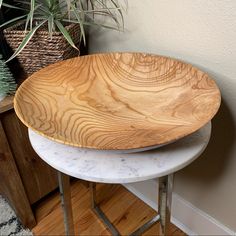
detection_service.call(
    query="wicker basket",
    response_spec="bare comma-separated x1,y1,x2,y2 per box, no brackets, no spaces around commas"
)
4,23,81,76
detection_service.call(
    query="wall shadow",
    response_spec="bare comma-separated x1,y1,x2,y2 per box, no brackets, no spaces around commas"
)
175,69,236,184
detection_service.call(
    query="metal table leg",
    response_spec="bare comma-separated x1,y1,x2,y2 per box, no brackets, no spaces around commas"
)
158,174,174,236
90,183,169,236
58,174,173,236
130,215,160,236
90,183,120,236
58,171,75,236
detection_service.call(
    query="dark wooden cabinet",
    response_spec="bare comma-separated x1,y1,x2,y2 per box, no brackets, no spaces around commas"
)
0,96,58,228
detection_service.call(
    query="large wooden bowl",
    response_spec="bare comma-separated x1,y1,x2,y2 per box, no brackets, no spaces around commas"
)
14,52,221,151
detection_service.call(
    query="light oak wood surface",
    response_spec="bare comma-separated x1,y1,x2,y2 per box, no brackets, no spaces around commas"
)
32,180,185,235
14,52,221,150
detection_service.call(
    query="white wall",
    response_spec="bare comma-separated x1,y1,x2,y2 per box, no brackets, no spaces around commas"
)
89,0,236,232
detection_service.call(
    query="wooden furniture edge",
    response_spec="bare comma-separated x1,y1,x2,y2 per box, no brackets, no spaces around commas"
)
0,95,14,114
0,120,36,228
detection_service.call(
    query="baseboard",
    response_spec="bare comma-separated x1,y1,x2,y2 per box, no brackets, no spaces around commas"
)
123,181,236,235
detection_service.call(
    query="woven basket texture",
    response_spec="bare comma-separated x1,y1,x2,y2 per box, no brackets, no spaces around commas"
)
4,23,80,75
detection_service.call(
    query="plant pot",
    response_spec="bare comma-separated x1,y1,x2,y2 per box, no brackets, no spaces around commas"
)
4,23,81,76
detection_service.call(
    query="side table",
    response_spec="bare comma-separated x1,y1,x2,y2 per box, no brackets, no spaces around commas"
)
28,122,211,235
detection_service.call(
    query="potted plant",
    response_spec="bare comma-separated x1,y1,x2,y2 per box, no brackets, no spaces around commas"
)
0,0,124,75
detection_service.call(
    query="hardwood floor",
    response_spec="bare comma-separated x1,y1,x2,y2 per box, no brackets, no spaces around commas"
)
32,180,185,235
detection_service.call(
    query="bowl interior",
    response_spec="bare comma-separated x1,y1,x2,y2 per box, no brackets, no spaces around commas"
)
14,52,221,150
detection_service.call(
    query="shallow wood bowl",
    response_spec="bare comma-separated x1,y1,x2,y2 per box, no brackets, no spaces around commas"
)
14,52,221,151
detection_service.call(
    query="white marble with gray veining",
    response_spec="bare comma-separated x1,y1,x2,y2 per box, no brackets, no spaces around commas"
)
28,122,211,183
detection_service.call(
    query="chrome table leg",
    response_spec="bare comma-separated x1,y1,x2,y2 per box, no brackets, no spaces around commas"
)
130,215,160,236
58,171,75,235
57,174,173,236
90,183,120,236
158,174,174,236
90,183,161,236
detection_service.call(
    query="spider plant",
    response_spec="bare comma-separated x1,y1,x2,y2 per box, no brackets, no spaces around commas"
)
0,0,124,62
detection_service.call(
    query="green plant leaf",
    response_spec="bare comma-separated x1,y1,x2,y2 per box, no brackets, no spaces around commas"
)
71,4,86,45
1,2,25,10
63,18,120,31
0,0,2,8
5,20,47,63
110,0,124,29
65,0,71,19
94,0,120,28
42,0,50,8
24,2,43,31
30,0,35,30
88,0,95,19
24,13,31,32
0,14,27,29
54,20,79,50
48,15,54,38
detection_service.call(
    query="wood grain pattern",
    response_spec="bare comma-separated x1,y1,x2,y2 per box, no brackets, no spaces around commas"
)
0,107,58,228
32,180,185,236
1,111,58,204
14,52,221,150
0,120,36,228
0,95,14,114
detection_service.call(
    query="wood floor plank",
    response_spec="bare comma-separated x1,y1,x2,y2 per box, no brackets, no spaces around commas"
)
32,180,185,236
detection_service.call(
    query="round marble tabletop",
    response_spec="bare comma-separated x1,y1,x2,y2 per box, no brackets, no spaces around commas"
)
28,122,211,184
